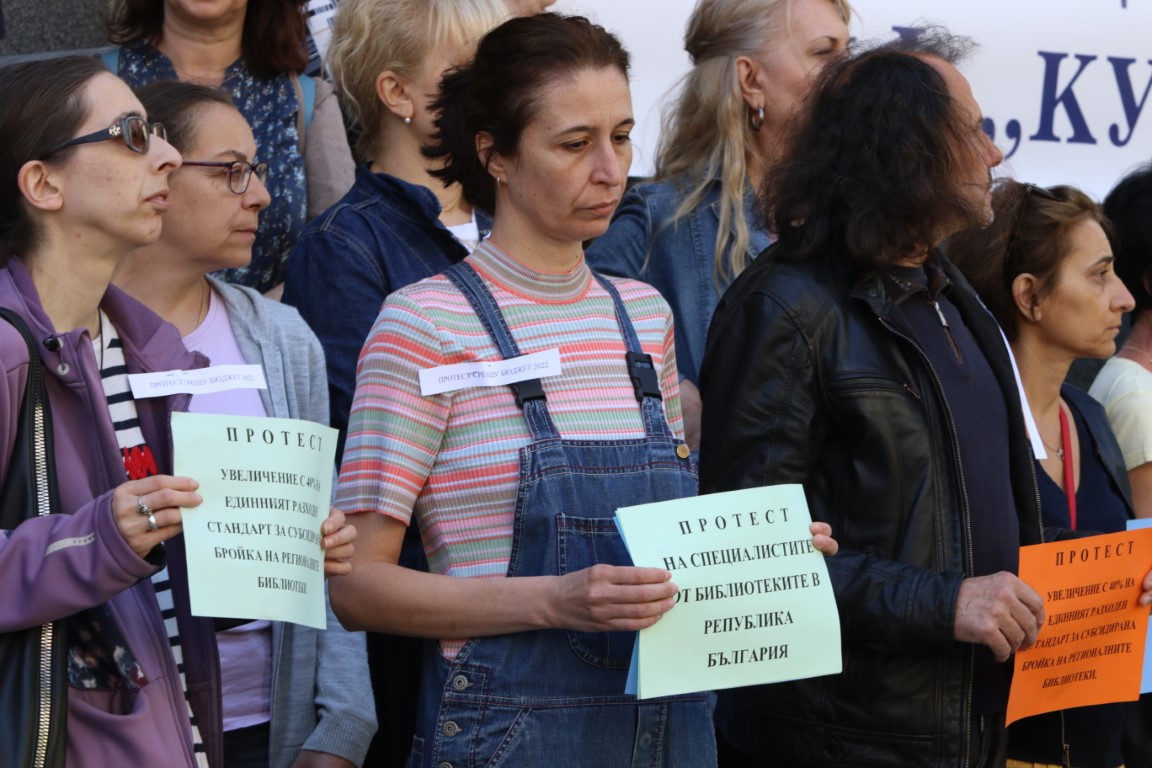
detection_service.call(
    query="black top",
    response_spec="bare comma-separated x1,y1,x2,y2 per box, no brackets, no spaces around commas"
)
885,262,1019,714
1009,394,1129,768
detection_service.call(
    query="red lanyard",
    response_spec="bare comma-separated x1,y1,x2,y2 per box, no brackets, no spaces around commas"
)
1059,404,1076,530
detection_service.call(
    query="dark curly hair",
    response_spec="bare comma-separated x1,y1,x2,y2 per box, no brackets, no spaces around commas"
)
424,13,629,215
106,0,308,79
1103,163,1152,321
764,28,989,266
946,181,1106,341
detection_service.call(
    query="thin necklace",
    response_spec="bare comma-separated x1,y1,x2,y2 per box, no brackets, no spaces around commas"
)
1039,431,1064,462
1121,345,1152,363
173,62,239,88
1038,402,1065,462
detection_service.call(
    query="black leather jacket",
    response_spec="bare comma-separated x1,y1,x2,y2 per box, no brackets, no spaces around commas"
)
699,248,1061,767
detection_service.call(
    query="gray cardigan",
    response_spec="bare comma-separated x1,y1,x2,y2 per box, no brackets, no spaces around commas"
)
211,277,376,768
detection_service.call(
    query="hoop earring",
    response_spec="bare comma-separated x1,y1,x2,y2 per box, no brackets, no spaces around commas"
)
748,106,765,132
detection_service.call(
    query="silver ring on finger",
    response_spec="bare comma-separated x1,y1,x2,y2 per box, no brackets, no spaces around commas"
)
137,496,152,517
146,512,159,532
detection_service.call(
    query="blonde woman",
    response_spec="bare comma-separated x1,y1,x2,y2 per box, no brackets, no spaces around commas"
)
281,2,507,765
587,0,851,448
285,0,507,446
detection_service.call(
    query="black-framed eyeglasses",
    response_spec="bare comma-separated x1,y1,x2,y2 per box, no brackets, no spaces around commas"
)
44,115,166,158
181,160,270,194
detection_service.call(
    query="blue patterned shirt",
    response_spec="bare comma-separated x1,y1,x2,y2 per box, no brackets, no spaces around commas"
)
116,42,308,292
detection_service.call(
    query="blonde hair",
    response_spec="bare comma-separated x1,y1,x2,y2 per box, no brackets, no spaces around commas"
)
656,0,851,289
326,0,508,160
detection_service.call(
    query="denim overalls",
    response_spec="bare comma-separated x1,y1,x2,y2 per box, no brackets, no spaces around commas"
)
406,262,715,768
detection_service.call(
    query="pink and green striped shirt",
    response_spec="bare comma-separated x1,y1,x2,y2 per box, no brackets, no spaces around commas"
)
335,241,684,657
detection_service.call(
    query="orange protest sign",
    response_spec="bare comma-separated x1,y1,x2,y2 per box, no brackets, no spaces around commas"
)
1007,529,1152,726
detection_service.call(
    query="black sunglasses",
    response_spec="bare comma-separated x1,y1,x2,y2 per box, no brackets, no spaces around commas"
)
181,160,271,195
44,115,166,158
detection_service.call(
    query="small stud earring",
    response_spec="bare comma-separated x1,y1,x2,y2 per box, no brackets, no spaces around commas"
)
403,116,412,125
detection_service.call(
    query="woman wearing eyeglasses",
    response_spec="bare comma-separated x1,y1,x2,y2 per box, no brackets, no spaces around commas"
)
0,56,209,767
947,180,1136,768
104,0,355,297
113,79,376,768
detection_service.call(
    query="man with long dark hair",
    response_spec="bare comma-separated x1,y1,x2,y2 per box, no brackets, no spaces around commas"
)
700,31,1063,767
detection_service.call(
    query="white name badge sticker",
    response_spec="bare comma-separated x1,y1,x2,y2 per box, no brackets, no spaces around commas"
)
128,365,268,399
420,348,562,396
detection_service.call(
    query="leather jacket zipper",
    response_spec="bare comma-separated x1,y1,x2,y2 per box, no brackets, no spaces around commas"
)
878,315,977,766
929,299,964,364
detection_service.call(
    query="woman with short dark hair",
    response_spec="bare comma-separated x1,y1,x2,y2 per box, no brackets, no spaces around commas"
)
329,13,836,767
105,0,354,295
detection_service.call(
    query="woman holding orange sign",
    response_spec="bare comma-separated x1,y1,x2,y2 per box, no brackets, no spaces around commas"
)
948,180,1135,768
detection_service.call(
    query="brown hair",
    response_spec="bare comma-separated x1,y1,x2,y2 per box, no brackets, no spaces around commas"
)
134,80,237,154
426,13,630,214
107,0,308,79
946,180,1107,341
0,56,108,261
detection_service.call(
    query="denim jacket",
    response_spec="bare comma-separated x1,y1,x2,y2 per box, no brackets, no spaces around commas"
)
283,164,491,448
586,178,772,384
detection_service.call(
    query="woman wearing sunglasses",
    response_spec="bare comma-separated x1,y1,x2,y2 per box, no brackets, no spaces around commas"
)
113,80,375,768
948,180,1136,768
0,56,209,767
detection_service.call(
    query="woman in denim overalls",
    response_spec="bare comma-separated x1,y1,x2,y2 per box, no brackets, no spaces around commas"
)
330,14,837,768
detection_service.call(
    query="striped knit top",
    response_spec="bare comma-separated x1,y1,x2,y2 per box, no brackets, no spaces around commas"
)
335,241,684,657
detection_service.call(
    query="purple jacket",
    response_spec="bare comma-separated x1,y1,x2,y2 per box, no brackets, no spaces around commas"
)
0,260,222,767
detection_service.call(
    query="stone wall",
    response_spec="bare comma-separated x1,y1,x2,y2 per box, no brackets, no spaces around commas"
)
0,0,109,57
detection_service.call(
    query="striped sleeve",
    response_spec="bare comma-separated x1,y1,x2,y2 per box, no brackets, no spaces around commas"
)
659,306,685,441
335,292,450,523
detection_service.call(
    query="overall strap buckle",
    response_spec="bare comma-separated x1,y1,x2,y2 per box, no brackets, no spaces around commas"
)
510,378,547,408
626,351,662,402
